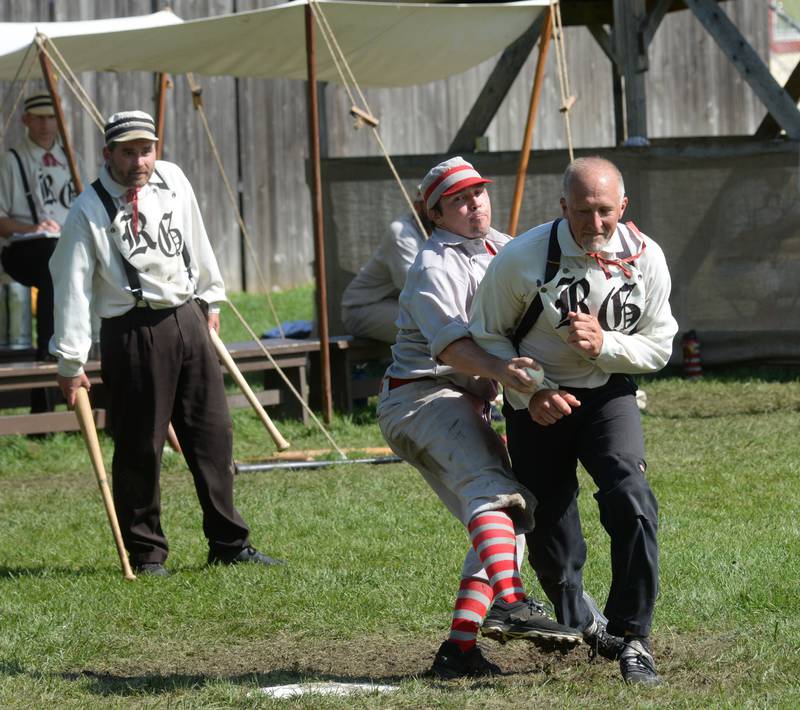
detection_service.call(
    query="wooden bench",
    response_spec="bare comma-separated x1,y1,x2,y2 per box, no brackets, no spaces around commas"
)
0,337,318,436
0,335,393,435
309,336,392,412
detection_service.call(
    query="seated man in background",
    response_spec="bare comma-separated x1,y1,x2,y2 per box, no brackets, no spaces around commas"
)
341,193,431,343
0,93,88,412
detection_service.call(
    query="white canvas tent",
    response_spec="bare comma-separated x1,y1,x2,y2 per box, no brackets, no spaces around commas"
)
0,1,548,86
0,0,550,421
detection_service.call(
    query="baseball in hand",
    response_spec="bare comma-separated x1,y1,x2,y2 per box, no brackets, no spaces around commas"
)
524,366,545,387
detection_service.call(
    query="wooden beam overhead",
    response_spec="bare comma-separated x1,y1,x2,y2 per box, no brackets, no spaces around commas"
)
755,58,800,138
613,0,648,139
587,23,620,66
640,0,673,48
449,13,546,153
558,0,689,28
684,0,800,139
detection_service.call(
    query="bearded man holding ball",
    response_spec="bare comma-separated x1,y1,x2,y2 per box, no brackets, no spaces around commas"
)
468,157,678,686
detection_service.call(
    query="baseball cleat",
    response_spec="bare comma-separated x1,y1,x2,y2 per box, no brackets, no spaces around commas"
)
428,640,501,679
619,637,661,686
582,591,624,661
132,562,170,577
207,545,285,567
481,597,583,651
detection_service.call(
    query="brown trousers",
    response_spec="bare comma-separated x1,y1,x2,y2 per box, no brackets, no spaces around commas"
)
100,300,250,564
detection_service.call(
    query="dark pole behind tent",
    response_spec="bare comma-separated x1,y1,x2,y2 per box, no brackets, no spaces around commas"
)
154,72,170,159
37,41,83,194
507,6,552,237
305,4,333,425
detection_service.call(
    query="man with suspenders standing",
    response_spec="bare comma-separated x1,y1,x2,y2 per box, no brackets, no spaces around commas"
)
0,94,87,411
50,111,282,576
469,157,678,685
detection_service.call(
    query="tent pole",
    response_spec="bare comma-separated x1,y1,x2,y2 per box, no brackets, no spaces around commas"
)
305,4,333,425
507,7,552,237
37,44,83,194
154,72,170,160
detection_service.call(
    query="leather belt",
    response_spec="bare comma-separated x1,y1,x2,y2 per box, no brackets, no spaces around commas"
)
388,376,431,390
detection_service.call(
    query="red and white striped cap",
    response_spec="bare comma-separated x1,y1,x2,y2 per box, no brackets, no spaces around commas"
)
420,157,492,210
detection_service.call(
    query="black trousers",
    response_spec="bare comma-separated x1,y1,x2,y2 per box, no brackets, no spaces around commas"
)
1,238,58,413
504,374,659,638
100,300,250,564
1,238,56,360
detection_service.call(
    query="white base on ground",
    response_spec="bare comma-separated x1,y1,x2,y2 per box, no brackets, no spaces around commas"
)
252,682,399,699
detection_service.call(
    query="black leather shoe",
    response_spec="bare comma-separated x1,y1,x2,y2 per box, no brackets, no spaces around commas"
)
429,640,501,679
207,545,285,567
481,597,584,651
133,562,170,577
620,637,661,686
582,591,624,661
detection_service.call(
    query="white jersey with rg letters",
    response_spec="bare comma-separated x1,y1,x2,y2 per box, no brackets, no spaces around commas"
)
469,218,678,411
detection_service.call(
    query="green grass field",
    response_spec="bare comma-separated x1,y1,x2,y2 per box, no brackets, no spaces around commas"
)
1,288,799,707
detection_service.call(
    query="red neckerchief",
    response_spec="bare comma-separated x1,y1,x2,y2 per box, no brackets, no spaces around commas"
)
42,152,61,167
126,188,139,237
485,239,496,255
585,222,646,279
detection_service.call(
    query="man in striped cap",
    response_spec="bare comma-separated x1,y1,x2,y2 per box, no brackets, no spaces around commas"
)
377,157,583,679
50,110,283,577
0,93,87,411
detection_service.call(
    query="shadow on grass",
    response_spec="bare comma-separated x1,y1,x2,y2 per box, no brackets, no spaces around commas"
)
0,660,26,676
0,565,105,579
63,668,415,697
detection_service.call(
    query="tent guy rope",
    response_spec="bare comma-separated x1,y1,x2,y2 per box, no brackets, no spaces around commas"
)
550,1,575,161
0,43,36,142
308,0,428,239
184,72,284,336
3,34,347,459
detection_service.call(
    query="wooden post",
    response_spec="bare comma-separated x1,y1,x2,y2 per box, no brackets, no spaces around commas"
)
449,13,547,154
612,0,648,141
37,41,83,194
154,72,170,160
685,0,800,140
305,4,333,424
507,8,552,237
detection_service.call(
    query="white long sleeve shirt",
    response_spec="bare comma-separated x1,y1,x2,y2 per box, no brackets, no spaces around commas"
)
0,135,87,237
469,219,678,410
50,160,226,377
385,226,510,401
341,212,425,308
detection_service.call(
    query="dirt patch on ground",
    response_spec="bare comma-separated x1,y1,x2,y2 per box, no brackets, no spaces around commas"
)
69,633,616,690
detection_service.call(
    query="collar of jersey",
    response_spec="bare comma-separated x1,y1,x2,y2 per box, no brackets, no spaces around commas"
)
98,163,159,200
557,218,625,257
433,226,501,255
23,134,61,160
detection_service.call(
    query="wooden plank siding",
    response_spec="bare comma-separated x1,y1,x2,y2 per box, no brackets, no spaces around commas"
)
1,0,768,299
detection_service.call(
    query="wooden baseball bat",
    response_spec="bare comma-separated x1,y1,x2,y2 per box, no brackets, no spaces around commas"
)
208,328,291,451
74,388,137,581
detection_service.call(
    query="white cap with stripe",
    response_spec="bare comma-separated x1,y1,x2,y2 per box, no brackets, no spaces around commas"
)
420,156,492,210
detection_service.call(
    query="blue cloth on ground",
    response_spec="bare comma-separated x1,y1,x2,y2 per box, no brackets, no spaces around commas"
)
263,320,313,339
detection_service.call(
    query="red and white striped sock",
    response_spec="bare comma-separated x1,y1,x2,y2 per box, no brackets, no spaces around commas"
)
447,577,494,652
468,510,526,604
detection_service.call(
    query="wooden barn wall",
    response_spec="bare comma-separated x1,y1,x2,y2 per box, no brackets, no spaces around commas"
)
1,0,769,294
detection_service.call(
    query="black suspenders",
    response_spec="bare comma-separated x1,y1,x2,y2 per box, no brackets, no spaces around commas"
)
510,218,563,353
9,149,39,224
91,170,193,306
